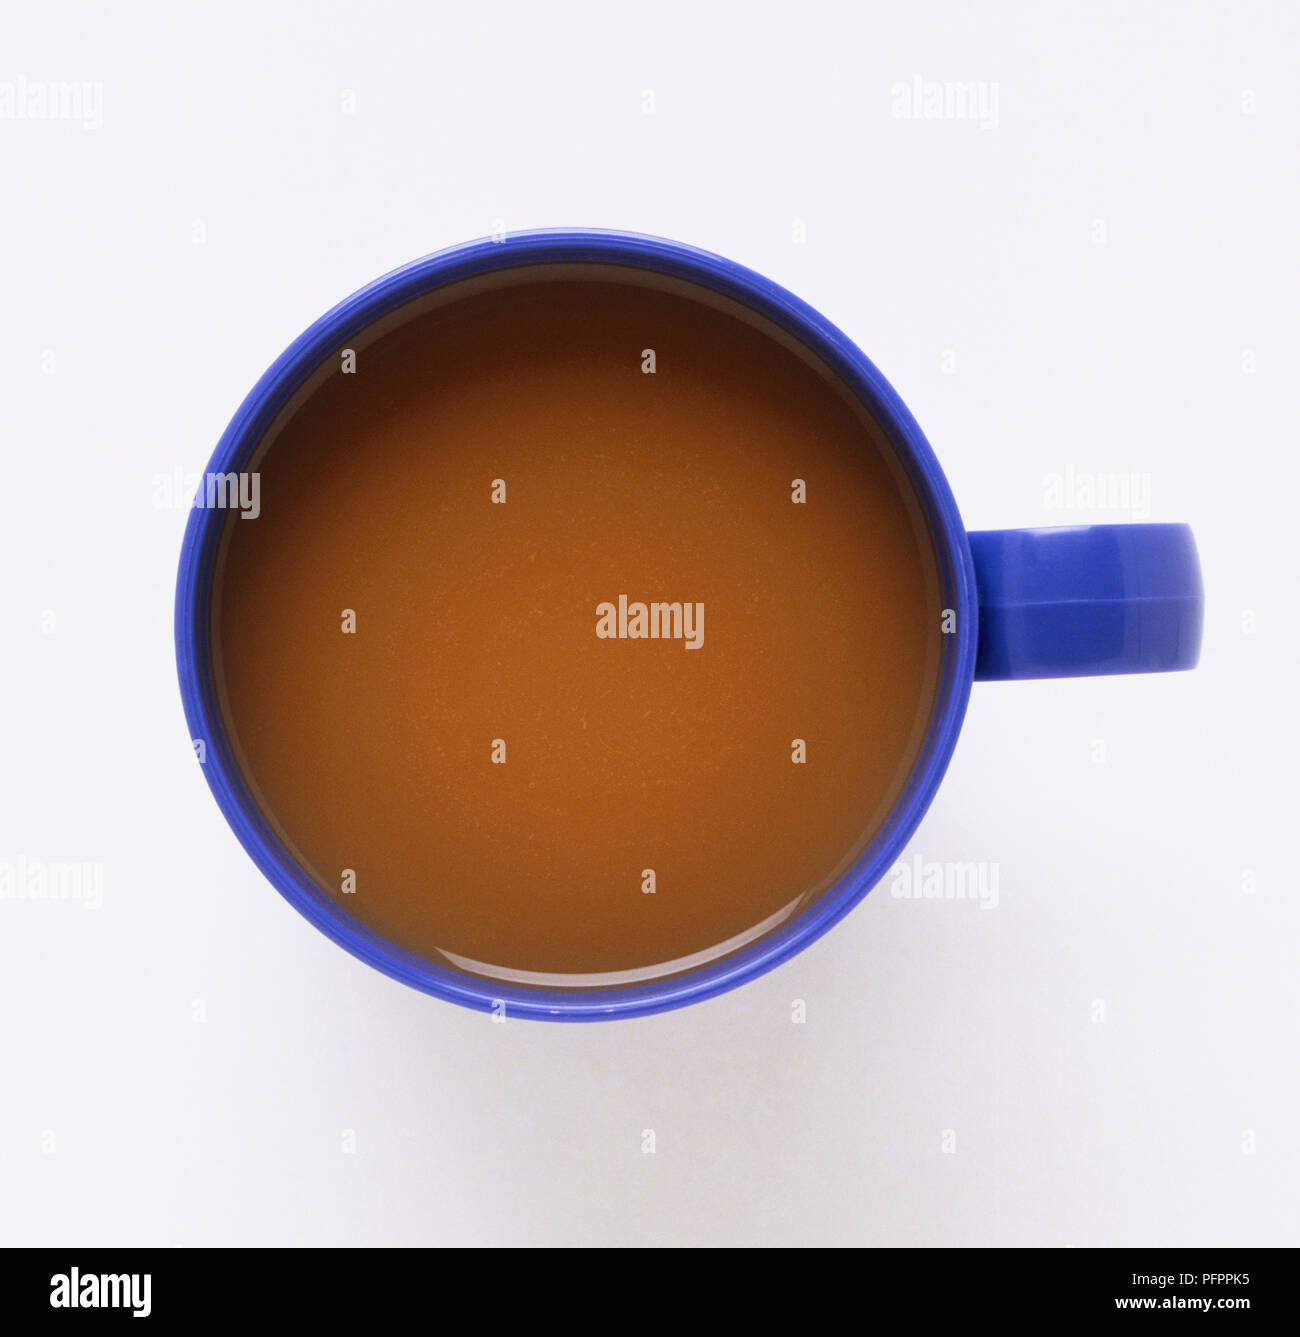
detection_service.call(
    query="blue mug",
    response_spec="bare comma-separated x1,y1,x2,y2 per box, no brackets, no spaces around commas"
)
175,229,1203,1020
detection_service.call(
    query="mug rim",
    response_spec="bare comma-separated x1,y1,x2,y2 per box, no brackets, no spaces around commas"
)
175,227,978,1021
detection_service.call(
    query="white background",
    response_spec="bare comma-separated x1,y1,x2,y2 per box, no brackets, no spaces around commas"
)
2,1,1296,1247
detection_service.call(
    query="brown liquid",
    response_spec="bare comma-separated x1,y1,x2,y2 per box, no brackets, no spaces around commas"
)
212,268,943,986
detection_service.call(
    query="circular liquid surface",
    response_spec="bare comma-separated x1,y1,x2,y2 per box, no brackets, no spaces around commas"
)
212,269,943,986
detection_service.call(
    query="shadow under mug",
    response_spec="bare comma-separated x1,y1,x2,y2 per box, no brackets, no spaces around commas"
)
175,229,1204,1021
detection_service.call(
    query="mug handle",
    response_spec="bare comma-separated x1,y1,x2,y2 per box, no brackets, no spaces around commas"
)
969,524,1203,680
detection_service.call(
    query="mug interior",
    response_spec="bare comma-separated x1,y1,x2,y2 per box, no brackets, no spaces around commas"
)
176,230,977,1019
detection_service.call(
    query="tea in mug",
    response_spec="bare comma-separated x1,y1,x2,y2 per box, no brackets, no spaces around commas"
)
210,268,944,986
